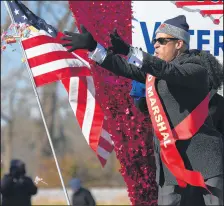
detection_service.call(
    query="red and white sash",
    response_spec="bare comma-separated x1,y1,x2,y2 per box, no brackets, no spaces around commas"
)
145,74,210,191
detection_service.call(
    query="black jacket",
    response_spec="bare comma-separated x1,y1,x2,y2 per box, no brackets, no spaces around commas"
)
1,174,37,206
209,93,224,136
100,49,223,185
134,92,224,185
72,187,96,206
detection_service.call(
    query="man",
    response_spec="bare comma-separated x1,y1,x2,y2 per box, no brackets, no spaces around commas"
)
0,159,38,206
130,78,224,205
131,87,224,206
61,15,223,205
70,178,96,206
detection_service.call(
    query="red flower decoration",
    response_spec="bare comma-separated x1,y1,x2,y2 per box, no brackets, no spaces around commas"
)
68,1,158,205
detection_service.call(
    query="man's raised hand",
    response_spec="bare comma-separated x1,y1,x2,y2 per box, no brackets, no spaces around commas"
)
61,25,97,52
109,28,130,55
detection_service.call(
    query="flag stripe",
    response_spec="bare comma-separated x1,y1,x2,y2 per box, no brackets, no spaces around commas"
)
81,77,97,145
22,33,60,49
28,50,86,68
98,137,114,153
175,4,223,11
68,77,79,116
101,128,114,145
97,146,110,160
24,42,68,59
30,58,90,77
97,155,107,167
35,68,90,86
76,77,88,129
88,95,104,152
200,10,223,15
175,1,223,7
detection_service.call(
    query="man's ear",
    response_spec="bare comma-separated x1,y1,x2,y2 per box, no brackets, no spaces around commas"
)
175,40,184,50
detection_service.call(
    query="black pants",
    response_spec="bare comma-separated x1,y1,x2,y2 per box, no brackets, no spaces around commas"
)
157,175,223,206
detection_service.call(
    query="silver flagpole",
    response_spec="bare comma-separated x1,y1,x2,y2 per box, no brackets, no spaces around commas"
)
3,2,70,205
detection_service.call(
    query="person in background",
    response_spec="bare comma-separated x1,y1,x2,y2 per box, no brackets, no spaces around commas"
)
70,178,96,206
0,159,38,206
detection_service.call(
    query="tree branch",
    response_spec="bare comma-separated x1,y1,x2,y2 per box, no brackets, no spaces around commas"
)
1,112,12,123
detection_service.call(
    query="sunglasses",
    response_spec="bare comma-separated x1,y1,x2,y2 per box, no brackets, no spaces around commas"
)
152,37,179,45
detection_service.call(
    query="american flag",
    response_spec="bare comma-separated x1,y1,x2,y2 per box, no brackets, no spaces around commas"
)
8,0,91,86
61,76,114,166
173,0,224,25
7,1,114,166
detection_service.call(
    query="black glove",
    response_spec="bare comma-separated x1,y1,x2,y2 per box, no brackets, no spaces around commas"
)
61,25,97,52
109,28,130,56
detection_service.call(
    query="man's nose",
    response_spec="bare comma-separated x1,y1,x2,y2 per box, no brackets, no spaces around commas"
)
154,41,160,49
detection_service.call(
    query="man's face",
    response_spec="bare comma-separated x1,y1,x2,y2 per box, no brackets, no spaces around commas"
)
153,33,183,62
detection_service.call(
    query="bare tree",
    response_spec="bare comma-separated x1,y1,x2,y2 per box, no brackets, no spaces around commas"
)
1,1,76,175
1,89,16,172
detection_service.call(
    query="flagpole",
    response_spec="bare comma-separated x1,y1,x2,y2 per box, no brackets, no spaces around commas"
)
3,2,71,205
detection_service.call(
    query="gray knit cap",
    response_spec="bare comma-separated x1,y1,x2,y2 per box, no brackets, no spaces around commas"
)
155,15,190,45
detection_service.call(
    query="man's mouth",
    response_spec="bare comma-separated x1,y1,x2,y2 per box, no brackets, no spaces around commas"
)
155,52,159,57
